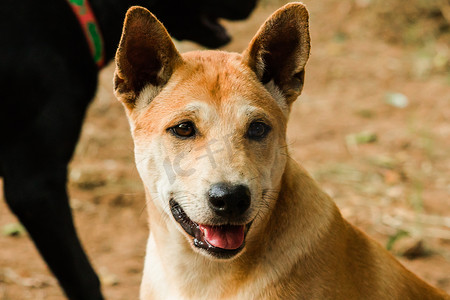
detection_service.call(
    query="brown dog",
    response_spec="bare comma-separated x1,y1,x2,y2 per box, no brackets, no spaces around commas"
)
113,3,450,299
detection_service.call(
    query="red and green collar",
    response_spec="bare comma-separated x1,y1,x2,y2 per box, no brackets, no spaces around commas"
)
67,0,105,68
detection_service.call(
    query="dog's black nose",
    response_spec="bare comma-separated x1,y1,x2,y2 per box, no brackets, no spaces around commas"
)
208,183,251,218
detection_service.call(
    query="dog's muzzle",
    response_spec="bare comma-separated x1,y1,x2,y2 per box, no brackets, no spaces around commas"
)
169,200,252,259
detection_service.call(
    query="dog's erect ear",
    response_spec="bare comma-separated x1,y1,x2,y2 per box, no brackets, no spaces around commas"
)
114,6,182,108
243,3,310,105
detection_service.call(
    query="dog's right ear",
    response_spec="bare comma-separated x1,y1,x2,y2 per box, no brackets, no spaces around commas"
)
243,3,310,107
114,6,182,109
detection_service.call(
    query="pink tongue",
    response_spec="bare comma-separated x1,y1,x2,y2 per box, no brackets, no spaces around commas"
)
199,225,245,250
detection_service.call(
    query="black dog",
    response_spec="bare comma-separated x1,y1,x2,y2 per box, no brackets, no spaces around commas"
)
0,0,256,299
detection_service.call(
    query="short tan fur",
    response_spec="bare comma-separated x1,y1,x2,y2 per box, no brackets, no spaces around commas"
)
114,3,449,299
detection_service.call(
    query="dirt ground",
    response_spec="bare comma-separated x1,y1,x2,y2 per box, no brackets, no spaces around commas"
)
1,1,449,299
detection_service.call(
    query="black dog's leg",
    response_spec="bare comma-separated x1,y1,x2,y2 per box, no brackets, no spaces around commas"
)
3,161,103,300
0,60,103,299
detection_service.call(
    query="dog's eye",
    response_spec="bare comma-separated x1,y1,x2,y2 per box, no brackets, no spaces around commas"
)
247,121,271,140
171,122,196,138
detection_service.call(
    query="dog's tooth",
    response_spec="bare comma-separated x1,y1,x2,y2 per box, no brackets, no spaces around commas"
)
194,239,205,248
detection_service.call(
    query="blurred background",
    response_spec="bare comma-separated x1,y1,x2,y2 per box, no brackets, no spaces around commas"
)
1,0,449,299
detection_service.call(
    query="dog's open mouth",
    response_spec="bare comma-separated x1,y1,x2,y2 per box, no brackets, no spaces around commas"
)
169,200,250,258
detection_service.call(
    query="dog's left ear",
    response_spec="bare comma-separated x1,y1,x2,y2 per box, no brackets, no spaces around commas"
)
243,3,310,105
114,6,182,109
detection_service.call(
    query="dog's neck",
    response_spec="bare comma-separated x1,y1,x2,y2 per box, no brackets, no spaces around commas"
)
144,159,344,299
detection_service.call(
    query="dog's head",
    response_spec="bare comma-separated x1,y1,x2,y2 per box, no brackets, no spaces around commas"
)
114,3,310,259
149,0,258,48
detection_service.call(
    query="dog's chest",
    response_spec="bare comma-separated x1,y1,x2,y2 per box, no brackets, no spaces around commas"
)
141,233,268,300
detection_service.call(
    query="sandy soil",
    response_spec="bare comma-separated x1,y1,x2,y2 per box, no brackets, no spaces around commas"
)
1,1,449,299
